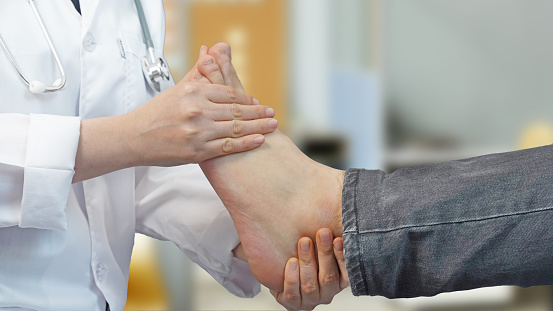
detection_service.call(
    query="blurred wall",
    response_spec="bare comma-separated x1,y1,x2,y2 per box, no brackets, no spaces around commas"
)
385,0,553,149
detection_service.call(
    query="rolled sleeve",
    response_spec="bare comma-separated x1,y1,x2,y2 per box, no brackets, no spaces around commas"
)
0,114,29,227
342,168,378,296
20,114,80,231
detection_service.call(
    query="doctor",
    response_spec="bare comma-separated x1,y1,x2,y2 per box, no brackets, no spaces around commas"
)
0,1,346,311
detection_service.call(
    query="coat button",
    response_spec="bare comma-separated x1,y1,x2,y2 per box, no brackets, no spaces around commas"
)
95,262,107,282
83,33,96,52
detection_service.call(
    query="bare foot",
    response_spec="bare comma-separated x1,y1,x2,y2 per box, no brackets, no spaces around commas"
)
198,43,345,291
181,45,221,84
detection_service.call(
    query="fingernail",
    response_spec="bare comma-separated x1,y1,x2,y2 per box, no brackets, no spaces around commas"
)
334,239,343,252
266,107,275,118
321,230,331,244
268,119,278,129
253,98,261,105
202,56,214,65
290,259,298,271
253,135,265,144
300,238,310,253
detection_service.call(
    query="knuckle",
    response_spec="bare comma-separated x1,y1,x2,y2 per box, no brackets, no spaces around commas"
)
320,246,334,255
222,138,234,154
321,272,339,286
301,282,318,295
285,278,298,288
182,125,199,137
232,120,243,136
182,83,199,95
283,292,299,302
257,107,266,118
299,255,314,266
231,103,242,119
181,104,202,120
227,87,238,101
187,107,202,119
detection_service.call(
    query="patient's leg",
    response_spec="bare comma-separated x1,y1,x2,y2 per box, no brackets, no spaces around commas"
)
198,43,345,291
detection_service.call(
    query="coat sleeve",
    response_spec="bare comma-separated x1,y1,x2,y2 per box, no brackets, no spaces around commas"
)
134,164,261,298
0,113,80,230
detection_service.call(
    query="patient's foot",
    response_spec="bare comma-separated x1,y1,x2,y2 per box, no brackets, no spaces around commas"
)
182,45,220,84
198,43,345,291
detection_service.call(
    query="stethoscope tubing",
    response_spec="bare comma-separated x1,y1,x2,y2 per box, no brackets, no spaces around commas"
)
0,33,29,84
29,0,67,91
0,0,168,94
0,0,67,92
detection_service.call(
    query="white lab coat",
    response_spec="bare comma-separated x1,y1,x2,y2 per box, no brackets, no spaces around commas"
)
0,1,259,310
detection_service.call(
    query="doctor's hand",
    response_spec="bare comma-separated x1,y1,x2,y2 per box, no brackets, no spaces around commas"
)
122,81,277,167
272,229,349,311
73,52,277,183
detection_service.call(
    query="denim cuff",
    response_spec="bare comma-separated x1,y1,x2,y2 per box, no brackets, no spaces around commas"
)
342,168,382,296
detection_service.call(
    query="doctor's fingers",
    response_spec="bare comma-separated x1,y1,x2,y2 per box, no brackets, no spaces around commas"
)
315,229,342,303
209,118,278,140
333,237,350,289
210,103,275,121
270,258,302,311
298,237,321,310
198,84,257,106
202,134,266,159
175,83,256,107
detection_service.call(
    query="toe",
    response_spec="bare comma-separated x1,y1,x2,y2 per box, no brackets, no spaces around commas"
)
208,42,245,91
197,54,225,85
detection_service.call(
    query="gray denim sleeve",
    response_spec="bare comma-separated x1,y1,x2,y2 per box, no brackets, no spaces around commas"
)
342,144,553,298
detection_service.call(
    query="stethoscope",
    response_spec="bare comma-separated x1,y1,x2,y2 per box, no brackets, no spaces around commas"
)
0,0,170,94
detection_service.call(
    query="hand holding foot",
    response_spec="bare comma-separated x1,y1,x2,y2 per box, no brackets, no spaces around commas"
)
72,47,276,182
272,229,349,311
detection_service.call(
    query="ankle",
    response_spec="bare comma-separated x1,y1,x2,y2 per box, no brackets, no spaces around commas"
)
330,169,345,237
312,165,345,238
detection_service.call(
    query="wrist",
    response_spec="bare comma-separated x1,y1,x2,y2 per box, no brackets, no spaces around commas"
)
73,114,136,183
116,111,144,168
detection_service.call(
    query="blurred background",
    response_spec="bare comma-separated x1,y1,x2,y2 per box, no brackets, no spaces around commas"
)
125,0,553,310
